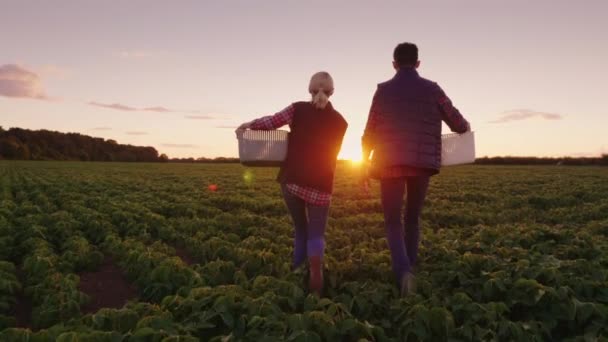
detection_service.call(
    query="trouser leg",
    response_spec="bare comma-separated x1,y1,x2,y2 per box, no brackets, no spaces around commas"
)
380,178,409,279
404,176,430,267
305,203,330,259
281,185,308,268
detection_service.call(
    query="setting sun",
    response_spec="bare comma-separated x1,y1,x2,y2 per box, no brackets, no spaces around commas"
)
338,143,362,162
2,1,607,340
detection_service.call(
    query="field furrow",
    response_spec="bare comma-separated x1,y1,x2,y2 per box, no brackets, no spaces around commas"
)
0,161,606,341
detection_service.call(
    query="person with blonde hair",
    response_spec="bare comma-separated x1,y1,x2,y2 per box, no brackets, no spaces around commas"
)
236,72,348,295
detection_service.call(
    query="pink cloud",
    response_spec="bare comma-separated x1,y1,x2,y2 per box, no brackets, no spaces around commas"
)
143,106,171,113
37,65,72,80
91,127,112,131
126,131,148,135
0,64,49,100
89,102,211,116
114,50,153,59
89,101,138,111
185,115,217,120
490,109,563,123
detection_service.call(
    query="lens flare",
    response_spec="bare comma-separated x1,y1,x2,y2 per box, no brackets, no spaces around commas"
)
243,170,254,185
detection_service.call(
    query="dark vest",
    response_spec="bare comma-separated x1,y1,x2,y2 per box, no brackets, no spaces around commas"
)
371,68,444,170
279,101,347,193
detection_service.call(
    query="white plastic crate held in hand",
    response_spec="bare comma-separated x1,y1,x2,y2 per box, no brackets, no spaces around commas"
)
238,130,289,166
441,131,476,166
238,129,475,167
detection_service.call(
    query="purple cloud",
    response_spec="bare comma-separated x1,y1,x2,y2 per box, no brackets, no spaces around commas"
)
89,101,138,111
126,131,148,135
490,109,563,124
162,143,199,148
0,64,49,100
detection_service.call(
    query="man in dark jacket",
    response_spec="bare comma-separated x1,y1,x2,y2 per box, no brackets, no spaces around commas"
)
361,42,470,296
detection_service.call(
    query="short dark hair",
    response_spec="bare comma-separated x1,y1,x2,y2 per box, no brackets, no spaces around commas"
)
393,42,418,67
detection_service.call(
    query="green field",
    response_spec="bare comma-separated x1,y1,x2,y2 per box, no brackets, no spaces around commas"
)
1,161,607,341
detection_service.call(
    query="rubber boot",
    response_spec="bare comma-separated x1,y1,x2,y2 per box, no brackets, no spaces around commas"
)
308,256,323,296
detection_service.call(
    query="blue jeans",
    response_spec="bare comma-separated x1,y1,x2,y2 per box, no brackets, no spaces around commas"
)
281,184,329,268
380,176,430,279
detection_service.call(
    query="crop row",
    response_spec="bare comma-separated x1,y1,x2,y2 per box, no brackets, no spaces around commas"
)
0,162,607,341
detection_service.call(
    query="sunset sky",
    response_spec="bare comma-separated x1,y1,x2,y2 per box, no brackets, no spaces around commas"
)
1,0,607,159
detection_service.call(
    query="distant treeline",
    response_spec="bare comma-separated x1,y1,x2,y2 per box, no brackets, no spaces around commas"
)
0,126,167,162
169,157,240,163
169,158,357,163
107,156,608,166
1,126,606,165
475,156,608,166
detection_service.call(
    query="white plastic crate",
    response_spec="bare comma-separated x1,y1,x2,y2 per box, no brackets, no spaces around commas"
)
237,130,289,166
237,130,475,167
441,131,476,166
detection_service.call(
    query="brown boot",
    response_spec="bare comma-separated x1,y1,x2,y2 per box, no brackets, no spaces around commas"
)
308,256,323,296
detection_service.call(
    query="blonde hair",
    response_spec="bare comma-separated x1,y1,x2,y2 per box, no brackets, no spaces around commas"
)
308,71,334,109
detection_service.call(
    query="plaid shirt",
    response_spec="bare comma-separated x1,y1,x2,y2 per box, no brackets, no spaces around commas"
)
363,84,470,179
249,104,332,206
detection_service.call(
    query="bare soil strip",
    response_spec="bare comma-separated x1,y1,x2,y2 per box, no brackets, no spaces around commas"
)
174,246,195,266
78,256,137,314
13,268,32,328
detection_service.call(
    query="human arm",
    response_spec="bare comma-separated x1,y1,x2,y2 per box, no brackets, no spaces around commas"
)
235,104,295,133
361,88,381,162
436,86,471,133
359,89,381,194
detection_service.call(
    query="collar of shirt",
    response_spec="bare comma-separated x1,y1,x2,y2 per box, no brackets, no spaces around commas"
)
394,67,419,80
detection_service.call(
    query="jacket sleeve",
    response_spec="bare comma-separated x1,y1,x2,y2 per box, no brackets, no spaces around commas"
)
249,104,295,130
362,87,381,160
435,85,470,133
